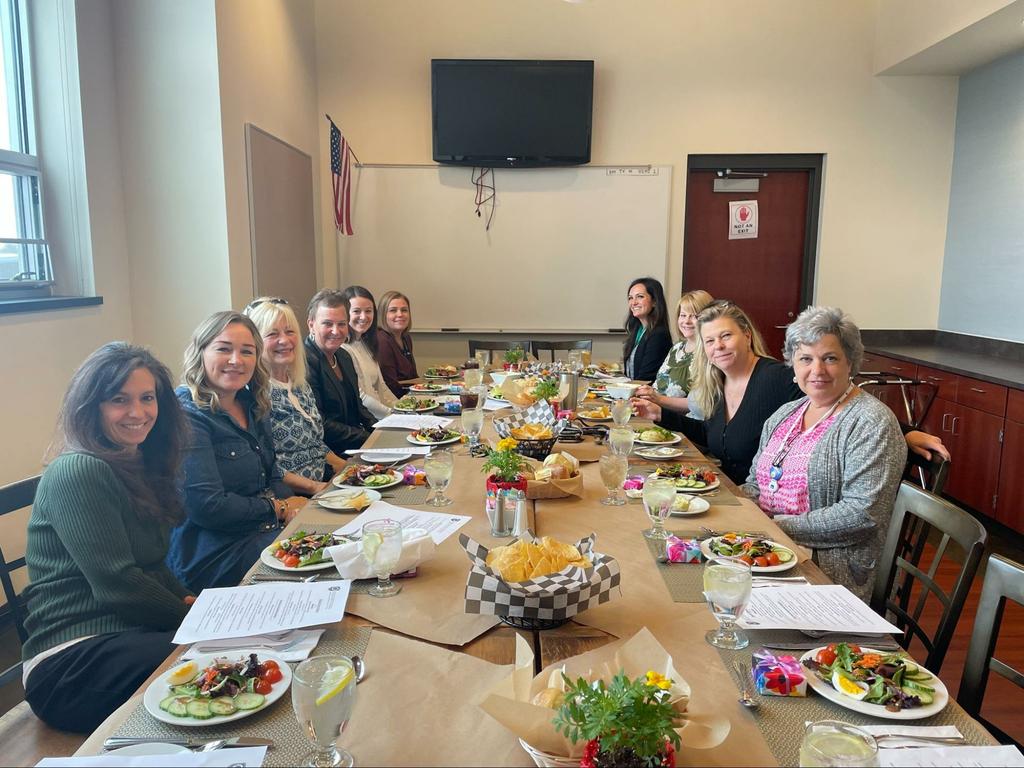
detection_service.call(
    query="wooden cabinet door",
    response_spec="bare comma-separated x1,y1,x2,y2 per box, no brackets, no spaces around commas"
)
858,353,918,424
944,402,1004,514
996,418,1024,533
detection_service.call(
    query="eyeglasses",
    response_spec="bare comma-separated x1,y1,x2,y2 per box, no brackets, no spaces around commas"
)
244,297,288,313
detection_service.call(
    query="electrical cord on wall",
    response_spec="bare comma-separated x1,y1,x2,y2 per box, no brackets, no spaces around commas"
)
472,167,496,230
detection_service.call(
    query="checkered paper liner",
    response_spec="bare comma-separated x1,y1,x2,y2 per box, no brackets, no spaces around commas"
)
459,532,621,621
108,624,373,768
492,401,568,439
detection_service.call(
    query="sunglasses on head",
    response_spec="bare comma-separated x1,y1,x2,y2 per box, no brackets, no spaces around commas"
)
245,297,288,312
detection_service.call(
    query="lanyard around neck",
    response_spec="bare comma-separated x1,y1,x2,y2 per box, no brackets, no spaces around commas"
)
771,382,854,468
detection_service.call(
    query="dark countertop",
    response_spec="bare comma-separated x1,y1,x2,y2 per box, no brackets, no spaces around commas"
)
865,343,1024,390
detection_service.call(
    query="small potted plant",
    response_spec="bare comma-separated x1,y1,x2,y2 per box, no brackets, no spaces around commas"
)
481,437,530,495
533,378,561,410
503,345,526,371
554,670,681,768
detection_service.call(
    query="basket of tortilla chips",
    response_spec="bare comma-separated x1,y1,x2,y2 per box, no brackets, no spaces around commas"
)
523,451,584,500
459,531,620,630
493,402,567,461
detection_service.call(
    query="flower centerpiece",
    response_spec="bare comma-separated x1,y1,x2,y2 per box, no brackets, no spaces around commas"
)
503,345,526,371
481,437,530,495
554,670,681,768
533,378,561,410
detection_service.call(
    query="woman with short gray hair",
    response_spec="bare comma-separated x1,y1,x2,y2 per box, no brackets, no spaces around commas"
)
742,306,905,601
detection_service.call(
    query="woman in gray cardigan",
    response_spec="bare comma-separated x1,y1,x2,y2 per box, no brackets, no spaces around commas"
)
742,307,906,601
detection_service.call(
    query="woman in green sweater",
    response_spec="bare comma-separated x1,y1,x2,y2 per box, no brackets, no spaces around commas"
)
21,343,194,733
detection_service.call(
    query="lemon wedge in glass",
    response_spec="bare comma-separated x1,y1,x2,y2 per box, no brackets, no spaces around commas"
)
316,662,355,706
167,660,198,686
362,531,383,563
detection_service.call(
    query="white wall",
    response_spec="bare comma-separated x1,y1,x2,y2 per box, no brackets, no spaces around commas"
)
214,0,322,309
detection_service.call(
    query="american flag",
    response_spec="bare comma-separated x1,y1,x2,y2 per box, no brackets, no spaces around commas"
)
330,119,354,236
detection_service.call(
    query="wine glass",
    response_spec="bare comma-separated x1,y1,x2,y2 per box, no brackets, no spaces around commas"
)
475,349,490,369
292,655,358,767
598,454,627,506
641,477,675,539
575,381,591,408
362,519,403,598
461,408,484,453
703,556,752,649
799,721,879,767
423,449,454,506
608,426,634,458
611,399,632,426
463,368,484,389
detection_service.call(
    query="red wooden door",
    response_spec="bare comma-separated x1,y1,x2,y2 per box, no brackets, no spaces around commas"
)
944,402,1003,514
996,417,1024,533
683,170,809,357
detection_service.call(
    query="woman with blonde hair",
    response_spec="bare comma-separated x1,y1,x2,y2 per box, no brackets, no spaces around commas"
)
376,290,418,397
245,297,346,488
635,289,714,417
168,311,306,591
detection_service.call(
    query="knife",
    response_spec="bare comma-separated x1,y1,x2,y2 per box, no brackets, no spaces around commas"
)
104,736,273,750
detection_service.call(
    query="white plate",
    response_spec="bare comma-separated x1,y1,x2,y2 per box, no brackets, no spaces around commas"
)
624,488,644,499
260,537,343,572
699,536,798,573
360,451,412,464
633,433,683,446
656,474,721,494
332,469,404,490
144,650,292,727
108,744,191,756
393,401,439,413
800,647,948,720
316,488,383,511
423,370,459,379
408,383,447,394
635,446,686,460
407,432,462,446
669,494,710,516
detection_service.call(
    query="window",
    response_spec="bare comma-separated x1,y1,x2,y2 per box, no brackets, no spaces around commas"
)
0,0,51,293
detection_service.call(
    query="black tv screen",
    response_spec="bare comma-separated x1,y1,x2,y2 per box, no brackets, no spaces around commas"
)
432,59,593,168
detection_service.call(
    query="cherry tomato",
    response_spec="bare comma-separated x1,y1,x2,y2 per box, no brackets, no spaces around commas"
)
846,644,862,654
739,555,754,566
816,647,837,666
262,660,280,673
765,552,781,566
261,666,283,684
254,678,272,695
283,554,300,568
274,548,286,560
753,556,769,568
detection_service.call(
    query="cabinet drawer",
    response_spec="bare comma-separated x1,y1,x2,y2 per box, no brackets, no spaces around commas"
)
916,364,958,401
957,376,1007,417
861,353,917,378
1008,388,1024,424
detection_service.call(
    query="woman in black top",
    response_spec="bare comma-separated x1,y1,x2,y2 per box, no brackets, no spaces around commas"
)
623,277,672,382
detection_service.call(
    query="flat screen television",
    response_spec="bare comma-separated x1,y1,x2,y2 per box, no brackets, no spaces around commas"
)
431,59,594,168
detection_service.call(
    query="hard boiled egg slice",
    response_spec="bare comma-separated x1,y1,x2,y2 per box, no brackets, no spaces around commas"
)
831,669,869,701
167,660,198,686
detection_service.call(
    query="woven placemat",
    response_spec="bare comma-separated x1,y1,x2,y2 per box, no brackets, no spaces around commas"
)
111,624,373,767
377,482,431,505
716,644,995,766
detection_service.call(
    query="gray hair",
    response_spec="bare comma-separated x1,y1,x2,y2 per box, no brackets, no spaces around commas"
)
783,306,864,376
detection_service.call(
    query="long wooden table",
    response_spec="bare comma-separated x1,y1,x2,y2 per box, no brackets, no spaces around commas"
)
72,408,997,766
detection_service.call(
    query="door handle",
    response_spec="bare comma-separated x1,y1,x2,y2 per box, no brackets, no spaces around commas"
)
969,387,986,394
941,413,952,432
774,325,789,329
951,416,961,436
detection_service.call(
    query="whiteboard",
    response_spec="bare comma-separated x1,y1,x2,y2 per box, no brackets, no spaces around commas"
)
336,165,672,331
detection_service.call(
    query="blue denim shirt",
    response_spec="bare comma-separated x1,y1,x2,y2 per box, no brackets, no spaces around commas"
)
167,387,290,589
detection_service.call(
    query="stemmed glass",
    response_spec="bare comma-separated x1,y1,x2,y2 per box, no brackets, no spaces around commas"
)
362,519,403,598
799,721,879,768
608,426,635,458
641,477,675,539
475,349,490,370
576,381,591,409
703,556,752,649
598,454,627,506
463,368,484,389
292,655,358,767
611,399,632,426
461,407,484,453
423,449,454,506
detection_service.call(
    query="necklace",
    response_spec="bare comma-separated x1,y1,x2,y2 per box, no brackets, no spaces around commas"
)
767,382,854,493
327,354,339,371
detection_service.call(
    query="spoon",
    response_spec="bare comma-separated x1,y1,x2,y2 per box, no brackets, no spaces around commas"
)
352,655,366,684
195,740,226,752
732,662,760,710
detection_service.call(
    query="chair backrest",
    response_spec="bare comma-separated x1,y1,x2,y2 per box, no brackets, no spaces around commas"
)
869,481,987,674
0,474,39,688
531,339,593,362
467,339,534,361
905,451,950,495
958,553,1024,746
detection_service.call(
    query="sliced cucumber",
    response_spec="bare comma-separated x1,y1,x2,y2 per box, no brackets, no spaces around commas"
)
159,695,177,712
186,698,213,719
234,692,266,710
167,696,191,718
902,661,919,675
209,697,238,716
773,548,794,562
915,688,934,705
171,684,199,697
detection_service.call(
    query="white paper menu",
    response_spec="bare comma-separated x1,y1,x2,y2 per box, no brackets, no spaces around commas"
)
880,746,1024,767
173,581,350,644
737,584,902,634
37,747,268,766
372,413,453,429
334,501,471,545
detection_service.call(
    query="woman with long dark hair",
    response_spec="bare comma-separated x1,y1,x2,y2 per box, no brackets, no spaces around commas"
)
623,277,672,382
22,343,193,733
341,285,397,418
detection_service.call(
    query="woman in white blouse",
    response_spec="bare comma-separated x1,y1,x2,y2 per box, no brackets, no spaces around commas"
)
340,285,398,419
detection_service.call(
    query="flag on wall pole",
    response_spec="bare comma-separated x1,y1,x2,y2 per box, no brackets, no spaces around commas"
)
327,115,355,236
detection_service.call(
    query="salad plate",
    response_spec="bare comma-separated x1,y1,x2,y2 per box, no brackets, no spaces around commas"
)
144,651,292,727
669,494,710,516
409,383,447,394
800,645,948,720
633,429,682,446
700,534,797,573
635,446,686,460
407,427,462,446
359,451,412,464
649,464,720,492
393,397,439,413
332,466,403,490
317,488,382,511
423,366,459,379
261,531,348,572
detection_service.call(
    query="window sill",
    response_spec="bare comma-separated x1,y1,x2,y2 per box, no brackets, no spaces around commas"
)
0,295,103,316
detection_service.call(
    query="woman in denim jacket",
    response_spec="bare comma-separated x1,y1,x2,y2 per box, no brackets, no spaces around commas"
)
168,311,306,591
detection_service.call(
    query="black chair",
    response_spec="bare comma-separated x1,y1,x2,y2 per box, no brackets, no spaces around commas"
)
958,553,1024,747
0,474,38,689
467,339,534,363
870,481,987,675
532,339,593,362
905,450,950,495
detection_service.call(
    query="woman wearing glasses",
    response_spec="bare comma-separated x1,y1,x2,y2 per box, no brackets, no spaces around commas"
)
623,277,673,383
376,290,418,397
245,297,346,488
341,285,398,418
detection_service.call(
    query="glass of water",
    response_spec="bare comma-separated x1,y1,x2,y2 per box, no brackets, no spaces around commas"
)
461,407,484,452
362,519,403,597
611,399,632,426
608,426,635,458
641,477,675,540
703,556,752,649
423,449,454,506
598,454,627,506
293,655,358,767
474,349,490,369
799,721,879,767
463,367,484,389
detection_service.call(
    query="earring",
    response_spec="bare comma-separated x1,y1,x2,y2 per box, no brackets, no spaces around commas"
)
793,376,798,383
